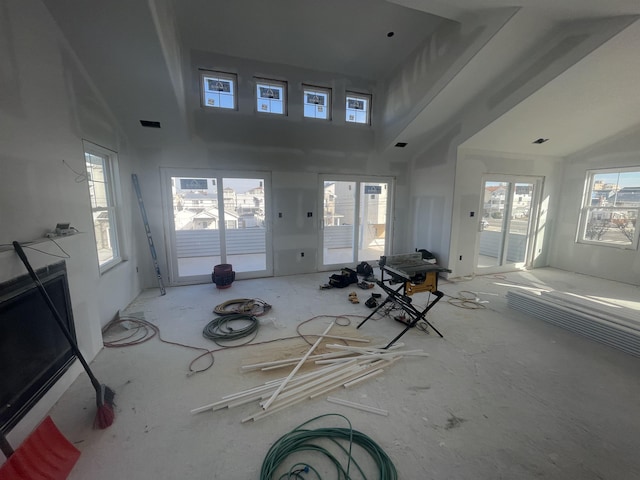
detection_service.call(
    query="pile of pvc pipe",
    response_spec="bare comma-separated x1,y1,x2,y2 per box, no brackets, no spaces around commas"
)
190,321,428,422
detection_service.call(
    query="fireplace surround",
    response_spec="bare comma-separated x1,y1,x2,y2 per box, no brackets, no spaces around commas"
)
0,261,77,434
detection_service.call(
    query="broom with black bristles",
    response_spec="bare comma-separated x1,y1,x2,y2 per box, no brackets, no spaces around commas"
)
13,241,116,429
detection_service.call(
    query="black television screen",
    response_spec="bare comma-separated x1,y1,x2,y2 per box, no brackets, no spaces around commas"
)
0,261,76,434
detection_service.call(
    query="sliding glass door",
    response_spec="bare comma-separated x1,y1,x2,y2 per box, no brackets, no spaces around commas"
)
319,176,392,269
162,169,272,284
476,176,541,272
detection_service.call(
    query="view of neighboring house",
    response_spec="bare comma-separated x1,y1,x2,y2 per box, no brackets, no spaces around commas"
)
483,185,506,217
172,178,261,230
323,182,388,228
483,184,532,218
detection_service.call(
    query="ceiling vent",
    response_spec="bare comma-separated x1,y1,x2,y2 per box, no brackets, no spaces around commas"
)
140,120,161,128
395,142,408,148
532,138,549,144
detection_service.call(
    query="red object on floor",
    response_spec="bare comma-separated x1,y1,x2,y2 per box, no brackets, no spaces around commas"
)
212,263,235,289
0,417,80,480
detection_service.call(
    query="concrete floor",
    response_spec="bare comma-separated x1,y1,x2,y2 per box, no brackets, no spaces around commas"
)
48,268,640,479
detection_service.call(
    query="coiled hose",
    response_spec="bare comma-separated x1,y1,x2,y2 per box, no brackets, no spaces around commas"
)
214,298,272,316
202,313,259,346
260,414,397,480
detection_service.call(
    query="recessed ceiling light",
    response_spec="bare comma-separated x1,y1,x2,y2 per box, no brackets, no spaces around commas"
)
140,120,161,128
532,138,549,144
387,32,395,38
395,142,407,148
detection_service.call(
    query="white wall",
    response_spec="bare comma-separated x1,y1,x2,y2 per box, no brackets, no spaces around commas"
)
549,126,640,285
0,0,140,452
130,51,409,288
451,148,562,277
379,8,518,150
402,14,635,271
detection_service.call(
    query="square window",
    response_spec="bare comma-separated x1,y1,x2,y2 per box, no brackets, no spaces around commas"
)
255,78,287,115
303,85,331,120
346,92,371,125
200,70,237,110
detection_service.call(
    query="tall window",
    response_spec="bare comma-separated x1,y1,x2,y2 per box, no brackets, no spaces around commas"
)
303,85,331,120
200,70,237,110
84,142,122,272
345,92,371,125
255,78,286,115
578,167,640,249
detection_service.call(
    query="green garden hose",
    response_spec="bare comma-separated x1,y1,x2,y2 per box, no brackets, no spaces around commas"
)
260,414,397,480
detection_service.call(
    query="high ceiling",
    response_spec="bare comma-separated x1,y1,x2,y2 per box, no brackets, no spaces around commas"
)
461,18,640,157
41,0,640,157
176,0,444,81
393,0,640,20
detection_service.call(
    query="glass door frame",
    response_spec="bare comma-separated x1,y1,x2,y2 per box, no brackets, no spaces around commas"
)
160,167,273,285
318,174,394,272
474,174,543,274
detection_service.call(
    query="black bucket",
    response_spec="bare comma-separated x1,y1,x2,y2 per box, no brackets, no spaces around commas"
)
212,264,235,289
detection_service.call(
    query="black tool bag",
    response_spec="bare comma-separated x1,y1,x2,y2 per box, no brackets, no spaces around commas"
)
356,261,373,276
328,267,358,288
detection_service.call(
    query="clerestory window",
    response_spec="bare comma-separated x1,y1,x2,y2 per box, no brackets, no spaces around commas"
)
200,70,237,110
303,85,331,120
255,78,286,115
345,92,371,125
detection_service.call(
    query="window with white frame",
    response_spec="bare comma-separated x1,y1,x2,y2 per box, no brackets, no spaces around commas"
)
578,167,640,248
303,85,331,120
255,78,286,115
84,142,122,271
345,92,371,125
200,70,237,110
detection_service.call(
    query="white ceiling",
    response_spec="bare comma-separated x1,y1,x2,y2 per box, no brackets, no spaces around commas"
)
461,18,640,157
394,0,640,20
397,0,640,158
176,0,445,81
41,0,640,157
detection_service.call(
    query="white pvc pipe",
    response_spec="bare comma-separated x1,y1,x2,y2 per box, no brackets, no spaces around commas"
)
315,351,426,364
326,396,388,416
343,368,384,388
249,366,369,422
325,344,411,354
262,362,361,404
241,351,353,371
305,334,370,343
307,366,384,400
260,361,299,371
262,321,334,410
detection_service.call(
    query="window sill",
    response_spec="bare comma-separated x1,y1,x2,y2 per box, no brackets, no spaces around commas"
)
99,257,124,275
576,240,638,251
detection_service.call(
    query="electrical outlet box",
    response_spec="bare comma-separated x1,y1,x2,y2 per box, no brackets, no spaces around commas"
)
55,223,74,235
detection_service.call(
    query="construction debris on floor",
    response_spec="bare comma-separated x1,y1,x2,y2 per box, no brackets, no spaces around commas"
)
190,320,428,423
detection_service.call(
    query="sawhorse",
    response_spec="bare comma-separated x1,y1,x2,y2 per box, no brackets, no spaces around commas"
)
356,276,445,349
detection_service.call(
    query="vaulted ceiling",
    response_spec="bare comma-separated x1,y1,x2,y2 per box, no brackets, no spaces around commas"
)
42,0,640,158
